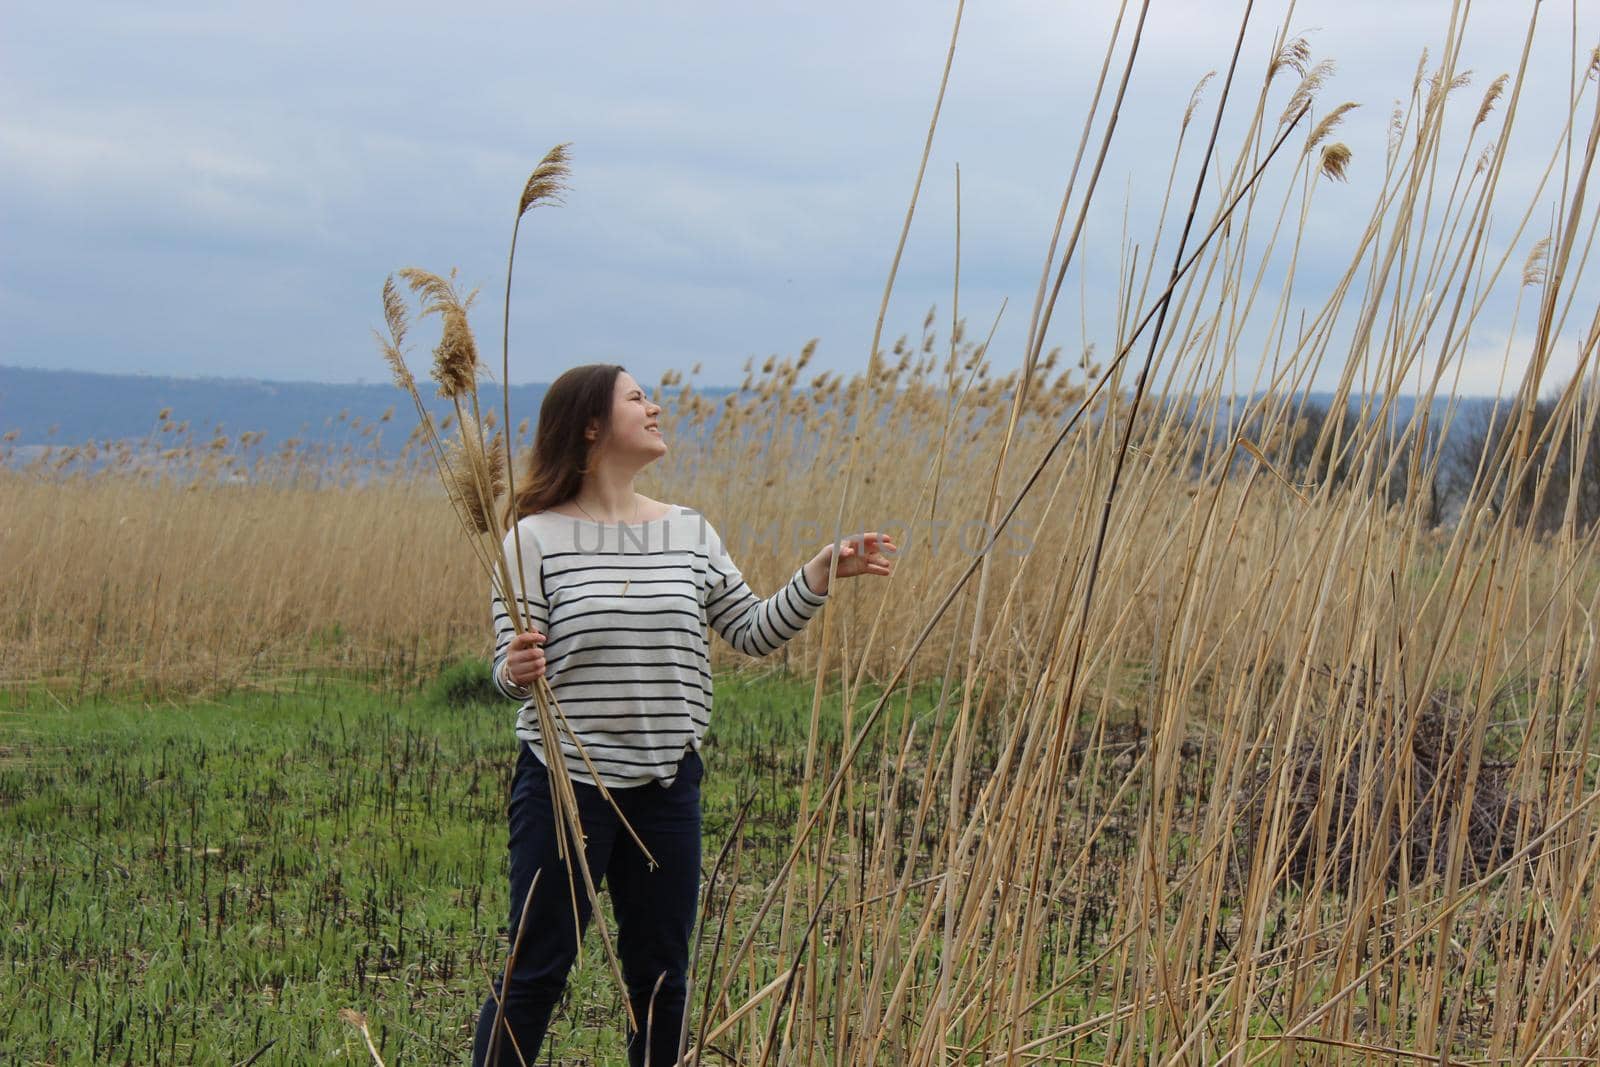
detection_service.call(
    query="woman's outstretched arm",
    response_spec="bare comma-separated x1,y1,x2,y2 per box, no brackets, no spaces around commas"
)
705,525,896,657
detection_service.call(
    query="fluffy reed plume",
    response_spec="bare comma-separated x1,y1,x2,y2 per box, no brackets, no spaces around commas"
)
1306,101,1358,149
444,415,505,533
1320,141,1353,181
398,266,475,318
1475,141,1496,175
372,273,501,587
1183,71,1216,130
377,278,414,391
1269,34,1311,79
1474,73,1509,131
1523,236,1552,287
1425,67,1474,114
431,307,479,399
396,268,480,399
518,142,571,216
1281,58,1335,125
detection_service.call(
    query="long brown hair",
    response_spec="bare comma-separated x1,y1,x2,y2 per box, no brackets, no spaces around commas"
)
502,363,626,530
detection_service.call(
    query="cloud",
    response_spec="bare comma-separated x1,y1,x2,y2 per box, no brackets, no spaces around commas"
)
0,0,1594,393
0,103,351,251
1447,327,1593,400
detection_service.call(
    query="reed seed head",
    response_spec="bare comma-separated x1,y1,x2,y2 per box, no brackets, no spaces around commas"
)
444,415,504,534
1475,143,1496,175
376,329,415,392
1412,49,1430,96
1523,238,1551,287
1320,143,1353,182
518,143,572,217
382,276,408,349
1306,102,1359,150
1281,59,1335,126
431,307,480,399
1184,71,1216,129
398,267,476,320
488,431,506,497
1474,74,1508,131
1425,68,1473,115
1270,36,1311,80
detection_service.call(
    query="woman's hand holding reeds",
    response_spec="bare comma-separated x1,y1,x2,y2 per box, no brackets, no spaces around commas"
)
803,532,898,596
504,630,548,686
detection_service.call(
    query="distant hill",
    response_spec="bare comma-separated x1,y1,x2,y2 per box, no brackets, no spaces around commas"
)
0,365,567,455
2,363,1505,458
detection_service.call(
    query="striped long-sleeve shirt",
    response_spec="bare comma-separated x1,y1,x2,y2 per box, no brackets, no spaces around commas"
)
490,505,828,787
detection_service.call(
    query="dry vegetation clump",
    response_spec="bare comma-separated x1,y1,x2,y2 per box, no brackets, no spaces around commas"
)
0,413,475,697
1243,673,1539,889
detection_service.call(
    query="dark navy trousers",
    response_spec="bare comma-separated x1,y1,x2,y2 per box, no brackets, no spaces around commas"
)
472,743,702,1067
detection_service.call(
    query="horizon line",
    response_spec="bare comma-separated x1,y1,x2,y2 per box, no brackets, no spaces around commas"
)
0,363,1529,401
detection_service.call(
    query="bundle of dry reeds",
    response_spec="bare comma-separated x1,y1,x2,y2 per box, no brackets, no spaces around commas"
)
374,145,663,1056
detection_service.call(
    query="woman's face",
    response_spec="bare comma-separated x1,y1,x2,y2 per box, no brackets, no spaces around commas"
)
593,371,667,466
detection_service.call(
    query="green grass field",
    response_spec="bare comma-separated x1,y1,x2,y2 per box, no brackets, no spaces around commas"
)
1,665,940,1065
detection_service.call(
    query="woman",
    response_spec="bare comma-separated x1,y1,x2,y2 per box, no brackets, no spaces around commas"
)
476,364,895,1066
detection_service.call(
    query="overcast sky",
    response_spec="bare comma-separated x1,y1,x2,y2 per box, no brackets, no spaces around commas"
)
2,1,1595,394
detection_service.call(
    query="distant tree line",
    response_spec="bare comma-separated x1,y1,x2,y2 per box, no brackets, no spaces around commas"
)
1445,384,1600,534
1214,373,1600,535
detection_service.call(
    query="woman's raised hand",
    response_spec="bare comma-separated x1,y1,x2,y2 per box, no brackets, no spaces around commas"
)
804,532,898,595
505,630,548,686
833,531,897,579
